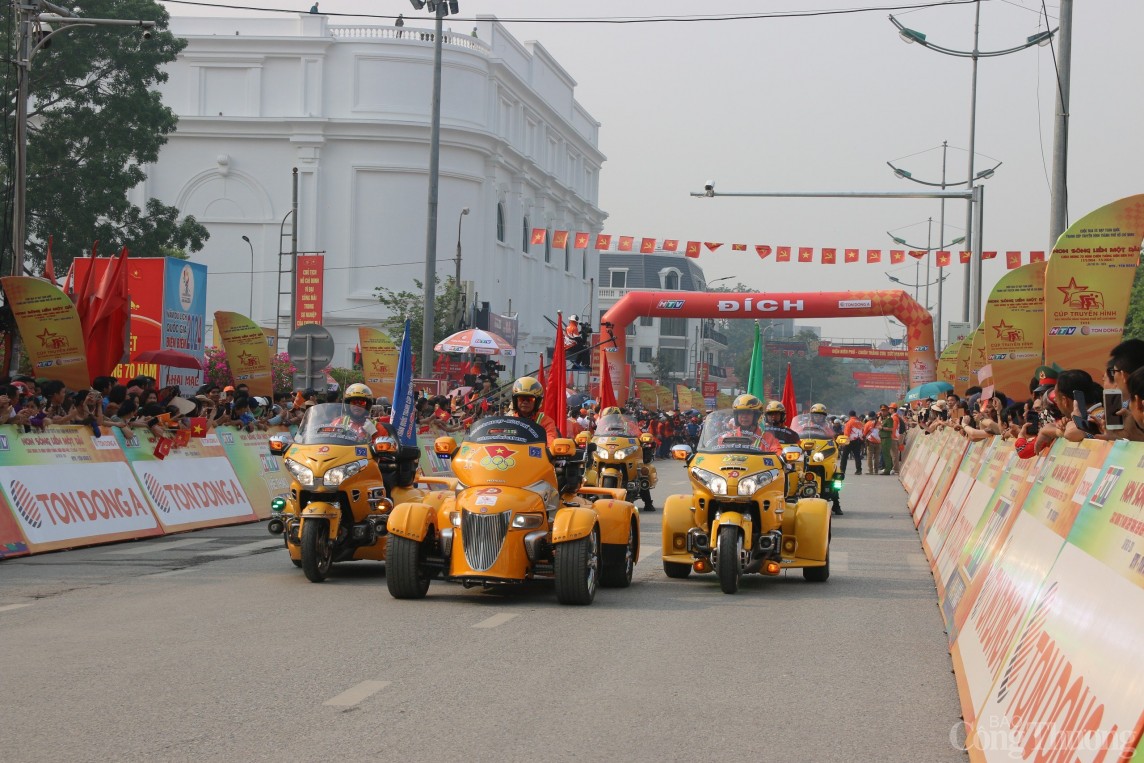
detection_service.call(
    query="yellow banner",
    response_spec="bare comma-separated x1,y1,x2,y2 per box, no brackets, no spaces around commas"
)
1044,194,1144,381
955,334,973,395
213,311,273,396
655,384,674,411
983,261,1047,403
716,391,733,409
636,381,657,410
1,277,89,389
359,327,398,401
968,326,987,387
937,339,961,387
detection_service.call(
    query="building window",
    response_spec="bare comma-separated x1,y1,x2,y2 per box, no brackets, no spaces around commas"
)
582,248,587,279
565,241,571,271
522,215,530,253
626,346,633,363
639,315,653,327
661,317,687,337
609,270,626,288
544,229,552,264
639,347,653,362
496,203,506,243
661,268,681,290
661,348,687,374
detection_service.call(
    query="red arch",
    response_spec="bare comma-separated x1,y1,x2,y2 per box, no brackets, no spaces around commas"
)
599,290,937,404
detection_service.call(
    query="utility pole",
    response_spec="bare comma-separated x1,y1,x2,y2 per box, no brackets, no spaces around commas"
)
1048,0,1073,248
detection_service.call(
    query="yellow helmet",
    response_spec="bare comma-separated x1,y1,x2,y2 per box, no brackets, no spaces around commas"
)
600,406,622,417
344,383,373,406
512,376,543,400
733,394,764,413
765,400,785,415
810,403,828,415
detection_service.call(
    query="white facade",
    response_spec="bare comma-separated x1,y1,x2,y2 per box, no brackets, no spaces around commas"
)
134,13,606,368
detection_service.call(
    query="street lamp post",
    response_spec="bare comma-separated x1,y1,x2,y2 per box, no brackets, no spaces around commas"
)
452,207,469,330
887,222,964,349
241,236,255,318
890,5,1054,326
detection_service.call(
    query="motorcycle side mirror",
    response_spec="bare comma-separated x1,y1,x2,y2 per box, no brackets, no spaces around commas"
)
371,434,398,456
574,431,589,448
639,433,654,445
670,444,692,461
551,438,576,457
433,436,457,457
835,435,849,446
268,433,292,457
801,440,815,452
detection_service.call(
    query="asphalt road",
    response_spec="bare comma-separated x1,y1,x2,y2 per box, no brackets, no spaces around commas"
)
0,460,965,763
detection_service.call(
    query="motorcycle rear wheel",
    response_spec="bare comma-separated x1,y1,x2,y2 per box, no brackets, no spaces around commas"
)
663,560,692,578
716,525,742,594
600,520,637,588
803,551,830,582
301,520,332,582
386,535,431,599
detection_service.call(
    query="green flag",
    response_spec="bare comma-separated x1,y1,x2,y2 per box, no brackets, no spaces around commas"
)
747,320,764,399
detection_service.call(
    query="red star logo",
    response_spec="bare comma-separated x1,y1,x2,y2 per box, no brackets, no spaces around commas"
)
1057,276,1087,304
237,350,251,365
36,328,55,347
992,319,1014,339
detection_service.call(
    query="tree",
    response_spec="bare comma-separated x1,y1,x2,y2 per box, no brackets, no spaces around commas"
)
648,352,675,386
0,0,209,276
373,275,464,352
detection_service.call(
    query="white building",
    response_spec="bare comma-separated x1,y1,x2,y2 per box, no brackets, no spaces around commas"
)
134,13,606,368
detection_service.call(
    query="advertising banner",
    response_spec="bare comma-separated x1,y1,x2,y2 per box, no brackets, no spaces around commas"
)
213,426,292,520
926,438,1001,567
1067,440,1144,589
907,428,951,512
359,327,398,401
937,340,961,387
295,254,324,327
955,336,973,395
1,277,90,390
655,384,674,411
160,259,208,390
636,382,657,409
214,311,273,396
488,312,518,347
914,434,968,529
0,426,162,552
969,326,987,383
116,428,257,531
817,345,907,361
1044,194,1144,383
982,261,1047,404
0,490,28,557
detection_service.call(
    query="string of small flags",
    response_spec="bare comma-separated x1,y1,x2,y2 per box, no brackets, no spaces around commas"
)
529,228,1043,269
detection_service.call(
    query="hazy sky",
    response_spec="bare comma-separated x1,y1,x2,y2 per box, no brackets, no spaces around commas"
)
162,0,1142,344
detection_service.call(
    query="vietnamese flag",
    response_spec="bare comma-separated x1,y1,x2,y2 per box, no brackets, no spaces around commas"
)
189,417,208,437
662,239,678,252
552,230,569,248
640,237,656,253
867,249,882,263
174,428,192,448
594,233,612,250
890,250,905,264
936,251,952,267
153,436,172,460
844,248,859,263
821,248,836,264
776,246,791,262
908,250,926,260
618,236,634,252
1006,251,1021,269
704,242,723,252
541,313,566,437
731,243,746,252
959,250,972,264
1029,250,1045,263
531,228,547,246
982,251,998,260
685,241,701,258
798,247,813,262
755,245,772,260
574,232,590,249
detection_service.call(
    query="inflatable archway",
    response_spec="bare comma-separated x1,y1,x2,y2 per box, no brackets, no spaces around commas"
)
599,290,937,404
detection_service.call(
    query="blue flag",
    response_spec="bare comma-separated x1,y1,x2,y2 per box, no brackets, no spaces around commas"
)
391,319,417,446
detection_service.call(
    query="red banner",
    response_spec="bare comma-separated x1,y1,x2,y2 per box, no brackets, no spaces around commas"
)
857,379,904,390
819,345,908,361
295,254,324,327
853,372,904,384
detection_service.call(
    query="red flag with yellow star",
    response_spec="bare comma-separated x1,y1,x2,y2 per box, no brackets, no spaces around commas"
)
908,250,925,260
731,243,746,252
798,247,813,262
1029,250,1045,262
704,242,723,252
662,239,679,252
574,232,590,249
936,251,951,267
844,248,858,263
189,417,208,437
618,236,634,252
531,228,546,246
890,250,905,264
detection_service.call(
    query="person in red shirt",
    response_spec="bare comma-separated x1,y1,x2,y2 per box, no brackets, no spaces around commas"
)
840,410,865,475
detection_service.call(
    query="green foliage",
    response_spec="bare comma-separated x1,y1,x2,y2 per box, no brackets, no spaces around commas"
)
0,0,209,275
648,353,675,386
373,275,464,357
1124,264,1144,342
326,366,364,391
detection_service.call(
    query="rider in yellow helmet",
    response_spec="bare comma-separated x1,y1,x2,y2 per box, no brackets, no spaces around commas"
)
509,376,557,444
333,382,378,439
764,400,799,444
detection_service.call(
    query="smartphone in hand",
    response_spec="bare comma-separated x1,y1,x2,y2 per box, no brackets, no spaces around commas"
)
1104,388,1125,431
1071,390,1095,434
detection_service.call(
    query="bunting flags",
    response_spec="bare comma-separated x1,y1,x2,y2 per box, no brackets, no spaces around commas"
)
867,249,882,263
574,231,590,248
618,236,634,252
552,230,568,248
821,248,836,264
798,247,813,262
595,233,611,250
1030,250,1045,263
662,239,678,252
982,251,998,260
936,251,952,267
1006,251,1022,270
890,250,905,264
756,245,772,260
639,237,656,253
43,236,56,284
960,250,972,264
685,241,700,258
531,227,546,245
844,248,858,263
776,247,791,262
704,242,723,252
731,243,746,252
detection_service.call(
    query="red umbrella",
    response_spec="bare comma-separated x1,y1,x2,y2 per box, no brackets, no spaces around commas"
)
133,348,202,370
781,363,798,427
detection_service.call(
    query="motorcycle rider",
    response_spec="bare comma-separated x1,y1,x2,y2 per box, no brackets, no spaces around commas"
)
333,383,378,440
722,394,781,452
597,406,655,513
508,376,557,444
763,400,799,444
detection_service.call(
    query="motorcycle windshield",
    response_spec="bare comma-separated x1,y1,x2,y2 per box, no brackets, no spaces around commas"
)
697,410,776,455
595,413,641,437
790,413,833,440
295,403,374,445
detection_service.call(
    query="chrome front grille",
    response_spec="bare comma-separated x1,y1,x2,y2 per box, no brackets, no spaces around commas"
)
461,510,512,572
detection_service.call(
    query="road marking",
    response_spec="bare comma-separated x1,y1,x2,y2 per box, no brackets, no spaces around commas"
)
0,603,32,613
473,613,517,629
199,539,283,556
831,551,850,573
323,680,390,707
105,538,212,555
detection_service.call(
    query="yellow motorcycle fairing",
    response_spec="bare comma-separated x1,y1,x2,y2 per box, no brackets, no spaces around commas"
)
388,502,438,543
551,505,597,544
710,509,753,550
661,494,698,566
779,497,830,567
446,485,549,581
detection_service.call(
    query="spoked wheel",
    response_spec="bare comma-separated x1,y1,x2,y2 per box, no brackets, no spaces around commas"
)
601,520,638,588
716,525,742,594
386,535,431,599
300,519,332,582
555,527,600,605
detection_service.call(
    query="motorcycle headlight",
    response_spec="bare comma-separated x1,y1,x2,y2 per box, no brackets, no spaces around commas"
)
612,446,639,460
449,511,461,527
691,467,727,495
284,458,314,487
737,469,779,496
324,458,369,487
512,513,544,529
812,452,826,463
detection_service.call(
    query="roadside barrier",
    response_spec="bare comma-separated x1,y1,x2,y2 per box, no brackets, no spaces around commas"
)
902,429,1144,762
0,425,457,559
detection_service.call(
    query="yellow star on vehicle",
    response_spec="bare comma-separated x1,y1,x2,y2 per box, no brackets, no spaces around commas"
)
1057,276,1087,304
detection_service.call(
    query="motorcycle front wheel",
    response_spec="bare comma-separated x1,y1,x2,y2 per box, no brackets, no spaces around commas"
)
716,525,742,594
301,519,333,582
555,528,599,605
386,535,431,599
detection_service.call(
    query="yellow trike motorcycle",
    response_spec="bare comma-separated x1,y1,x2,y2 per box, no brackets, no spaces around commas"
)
385,416,640,605
661,410,831,594
577,411,657,511
790,413,848,516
